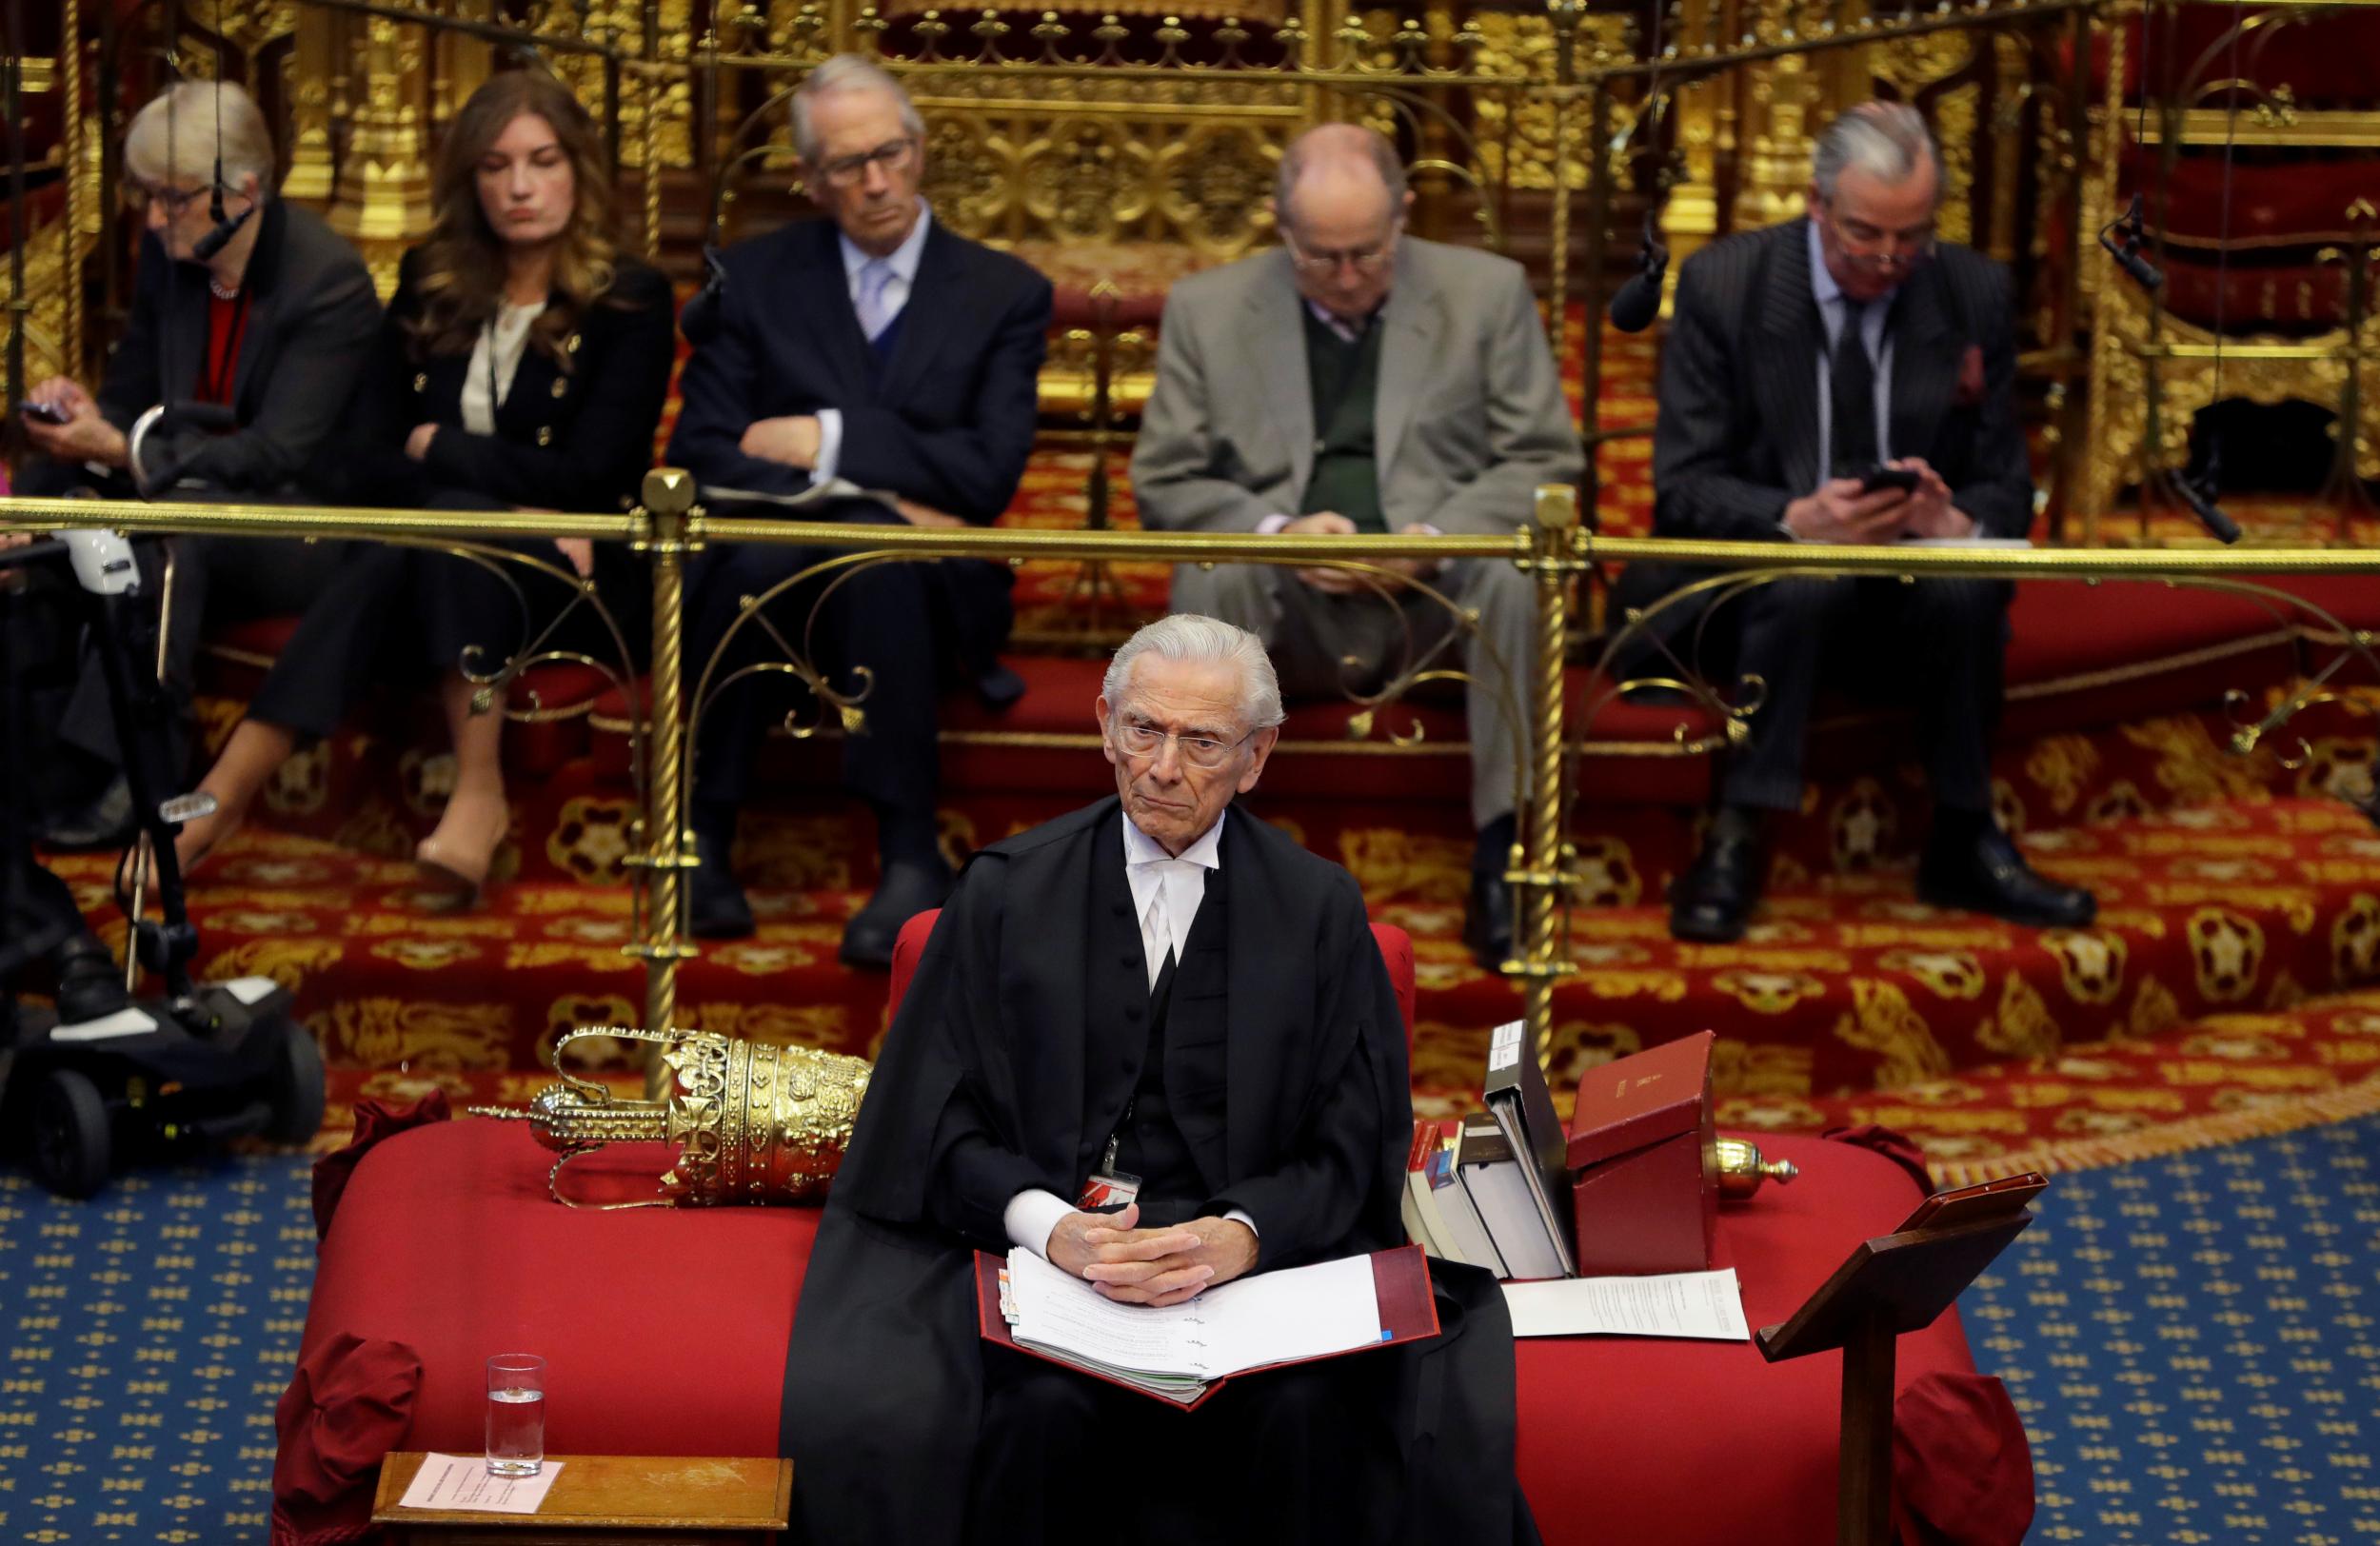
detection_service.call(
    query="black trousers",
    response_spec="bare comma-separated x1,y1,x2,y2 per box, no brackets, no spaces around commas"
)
967,1341,1402,1546
244,533,645,743
684,537,1012,820
1719,575,2010,815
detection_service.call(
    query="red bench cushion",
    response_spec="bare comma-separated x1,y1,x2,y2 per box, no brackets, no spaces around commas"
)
285,1119,2011,1545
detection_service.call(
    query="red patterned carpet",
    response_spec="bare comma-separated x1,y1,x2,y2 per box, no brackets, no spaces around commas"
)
32,313,2380,1181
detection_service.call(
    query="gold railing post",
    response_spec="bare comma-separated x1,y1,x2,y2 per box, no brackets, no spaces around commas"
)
1517,483,1580,1069
637,467,701,1044
60,0,83,375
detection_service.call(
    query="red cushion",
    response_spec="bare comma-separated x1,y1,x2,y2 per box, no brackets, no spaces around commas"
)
1514,1131,2014,1545
300,1120,808,1460
888,906,1418,1044
285,1120,2013,1545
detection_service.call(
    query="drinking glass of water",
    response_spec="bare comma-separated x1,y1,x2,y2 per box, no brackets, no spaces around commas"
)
486,1354,546,1477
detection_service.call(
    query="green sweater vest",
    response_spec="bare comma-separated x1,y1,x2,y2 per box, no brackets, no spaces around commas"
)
1297,307,1387,535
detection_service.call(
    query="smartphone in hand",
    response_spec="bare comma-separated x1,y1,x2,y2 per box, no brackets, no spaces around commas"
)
16,399,72,426
1857,465,1920,496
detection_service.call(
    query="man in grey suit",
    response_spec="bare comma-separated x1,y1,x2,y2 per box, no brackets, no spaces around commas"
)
1636,102,2093,941
1132,123,1583,968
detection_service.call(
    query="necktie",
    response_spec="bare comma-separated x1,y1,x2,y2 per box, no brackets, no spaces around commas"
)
1830,296,1878,479
854,259,896,342
1143,882,1175,990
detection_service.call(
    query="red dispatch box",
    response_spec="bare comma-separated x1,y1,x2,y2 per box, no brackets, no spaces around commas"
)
1566,1030,1718,1277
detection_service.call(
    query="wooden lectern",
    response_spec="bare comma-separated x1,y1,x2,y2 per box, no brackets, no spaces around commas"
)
1755,1176,2043,1546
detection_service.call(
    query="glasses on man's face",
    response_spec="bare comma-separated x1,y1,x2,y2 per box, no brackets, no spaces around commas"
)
813,137,916,189
1820,202,1936,272
1112,719,1253,771
1284,223,1400,279
122,180,208,218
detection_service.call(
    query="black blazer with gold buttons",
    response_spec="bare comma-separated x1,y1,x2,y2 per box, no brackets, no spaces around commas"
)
313,245,675,513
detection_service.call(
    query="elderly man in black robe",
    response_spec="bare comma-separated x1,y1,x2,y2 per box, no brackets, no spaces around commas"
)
782,613,1535,1545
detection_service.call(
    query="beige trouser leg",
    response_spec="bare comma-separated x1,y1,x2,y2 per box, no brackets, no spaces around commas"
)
1167,557,1534,830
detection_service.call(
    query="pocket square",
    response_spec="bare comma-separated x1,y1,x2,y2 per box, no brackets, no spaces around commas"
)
1954,344,1987,407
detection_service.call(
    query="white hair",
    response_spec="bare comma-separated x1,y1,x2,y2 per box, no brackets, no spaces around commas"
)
1102,614,1286,732
790,54,925,165
125,81,275,193
1811,102,1942,205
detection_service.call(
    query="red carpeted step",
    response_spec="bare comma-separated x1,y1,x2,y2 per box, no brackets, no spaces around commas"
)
51,790,2380,1140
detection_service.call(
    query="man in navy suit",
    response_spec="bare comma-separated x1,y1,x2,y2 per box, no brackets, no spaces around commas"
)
668,55,1051,965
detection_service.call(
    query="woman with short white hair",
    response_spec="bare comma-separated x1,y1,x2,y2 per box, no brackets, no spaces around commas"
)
16,79,381,841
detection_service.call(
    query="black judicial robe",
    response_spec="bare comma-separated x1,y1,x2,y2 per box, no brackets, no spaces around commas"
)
781,798,1537,1545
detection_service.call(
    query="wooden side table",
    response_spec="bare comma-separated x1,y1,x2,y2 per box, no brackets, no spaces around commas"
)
371,1453,793,1544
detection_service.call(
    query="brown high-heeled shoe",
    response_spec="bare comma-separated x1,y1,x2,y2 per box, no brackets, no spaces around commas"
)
413,791,511,905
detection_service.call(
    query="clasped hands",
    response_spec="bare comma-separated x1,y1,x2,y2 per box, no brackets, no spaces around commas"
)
1046,1203,1258,1308
1782,457,1973,544
1281,511,1439,594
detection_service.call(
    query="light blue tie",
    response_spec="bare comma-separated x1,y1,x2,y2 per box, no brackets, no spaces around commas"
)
855,259,896,342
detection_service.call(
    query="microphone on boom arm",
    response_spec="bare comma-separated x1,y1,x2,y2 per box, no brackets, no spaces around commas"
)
2098,194,2164,292
1607,211,1671,335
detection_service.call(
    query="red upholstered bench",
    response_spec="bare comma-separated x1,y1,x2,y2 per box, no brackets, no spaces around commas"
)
277,918,2031,1545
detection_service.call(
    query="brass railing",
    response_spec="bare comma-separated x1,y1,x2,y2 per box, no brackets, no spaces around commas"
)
10,480,2380,1068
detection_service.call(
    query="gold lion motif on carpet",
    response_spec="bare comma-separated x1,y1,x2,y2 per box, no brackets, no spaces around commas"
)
1713,970,1828,1015
2185,907,2267,1001
1876,949,1987,1001
2044,930,2129,1006
545,796,641,882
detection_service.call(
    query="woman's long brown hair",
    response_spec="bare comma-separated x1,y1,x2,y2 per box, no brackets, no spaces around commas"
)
406,71,623,369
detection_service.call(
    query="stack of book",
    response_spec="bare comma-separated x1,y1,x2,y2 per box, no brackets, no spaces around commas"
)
1401,1021,1577,1280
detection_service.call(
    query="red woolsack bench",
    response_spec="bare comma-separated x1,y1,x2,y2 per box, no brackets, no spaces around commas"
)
275,919,2033,1546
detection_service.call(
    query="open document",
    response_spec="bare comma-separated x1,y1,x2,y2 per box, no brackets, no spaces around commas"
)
979,1244,1438,1408
1500,1268,1752,1340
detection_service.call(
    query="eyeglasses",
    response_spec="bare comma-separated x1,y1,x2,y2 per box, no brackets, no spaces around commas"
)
122,180,208,218
1818,200,1936,272
1283,222,1400,278
813,137,917,189
1111,720,1256,771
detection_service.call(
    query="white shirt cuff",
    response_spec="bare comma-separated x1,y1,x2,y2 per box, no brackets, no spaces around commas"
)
1002,1191,1259,1260
1002,1188,1075,1259
809,407,843,486
1255,512,1293,536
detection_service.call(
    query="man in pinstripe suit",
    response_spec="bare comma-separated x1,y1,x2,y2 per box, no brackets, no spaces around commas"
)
1635,102,2095,942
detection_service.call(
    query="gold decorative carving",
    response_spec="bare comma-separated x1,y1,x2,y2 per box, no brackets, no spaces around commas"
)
1872,29,1973,99
2077,270,2378,525
1932,82,1978,248
1156,124,1278,256
328,15,434,298
1467,10,1629,194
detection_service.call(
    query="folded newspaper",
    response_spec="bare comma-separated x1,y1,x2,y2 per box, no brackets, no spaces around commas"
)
700,477,904,513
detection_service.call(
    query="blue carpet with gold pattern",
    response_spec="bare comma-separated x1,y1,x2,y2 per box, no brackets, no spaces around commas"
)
3,1116,2376,1543
1,1157,314,1545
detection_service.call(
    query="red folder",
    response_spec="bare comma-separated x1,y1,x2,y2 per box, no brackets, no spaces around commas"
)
975,1243,1441,1411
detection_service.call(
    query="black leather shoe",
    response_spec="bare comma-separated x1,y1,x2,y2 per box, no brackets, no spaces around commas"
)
39,775,135,852
1917,823,2096,929
1464,868,1516,971
687,823,755,941
1669,806,1767,943
51,933,129,1025
839,859,954,970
